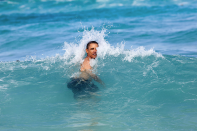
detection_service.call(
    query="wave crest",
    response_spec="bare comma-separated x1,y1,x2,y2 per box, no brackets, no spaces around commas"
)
62,28,163,64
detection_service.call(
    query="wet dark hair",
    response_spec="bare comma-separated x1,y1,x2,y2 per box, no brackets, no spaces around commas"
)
86,41,98,49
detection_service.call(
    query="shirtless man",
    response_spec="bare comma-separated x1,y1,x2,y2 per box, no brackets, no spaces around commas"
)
67,41,104,98
80,41,98,72
80,41,104,86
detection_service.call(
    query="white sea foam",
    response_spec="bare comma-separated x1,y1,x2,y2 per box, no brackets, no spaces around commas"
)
0,85,8,91
62,28,163,65
0,28,163,75
132,0,150,6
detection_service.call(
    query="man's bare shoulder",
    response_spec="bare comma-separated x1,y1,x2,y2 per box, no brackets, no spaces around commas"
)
80,57,91,71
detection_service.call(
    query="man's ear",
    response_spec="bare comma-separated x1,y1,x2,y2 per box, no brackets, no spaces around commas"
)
86,49,88,54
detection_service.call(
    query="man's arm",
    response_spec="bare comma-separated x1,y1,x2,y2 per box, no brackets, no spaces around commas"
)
86,70,105,87
80,57,105,87
80,58,91,71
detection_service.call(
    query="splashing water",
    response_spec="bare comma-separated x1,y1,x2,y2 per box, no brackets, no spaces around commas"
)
1,1,197,129
62,28,163,66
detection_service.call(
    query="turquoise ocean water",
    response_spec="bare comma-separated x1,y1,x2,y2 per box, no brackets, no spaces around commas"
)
1,0,197,130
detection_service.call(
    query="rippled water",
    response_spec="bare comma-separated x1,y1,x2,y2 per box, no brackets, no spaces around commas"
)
0,0,197,130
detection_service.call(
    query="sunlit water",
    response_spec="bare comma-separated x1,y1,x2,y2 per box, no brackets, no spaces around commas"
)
0,0,197,130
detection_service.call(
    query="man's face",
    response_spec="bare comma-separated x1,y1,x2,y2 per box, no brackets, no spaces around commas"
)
86,43,98,59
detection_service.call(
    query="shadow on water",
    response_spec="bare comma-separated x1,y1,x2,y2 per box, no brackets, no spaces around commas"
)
65,78,107,131
67,78,100,100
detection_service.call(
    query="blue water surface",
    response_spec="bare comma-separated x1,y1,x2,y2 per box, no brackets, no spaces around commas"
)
0,0,197,130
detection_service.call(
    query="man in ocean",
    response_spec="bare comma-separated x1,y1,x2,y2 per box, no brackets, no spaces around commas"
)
80,41,98,72
80,41,104,83
67,41,104,99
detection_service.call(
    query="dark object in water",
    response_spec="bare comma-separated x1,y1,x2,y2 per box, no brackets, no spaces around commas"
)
67,78,99,99
16,60,20,62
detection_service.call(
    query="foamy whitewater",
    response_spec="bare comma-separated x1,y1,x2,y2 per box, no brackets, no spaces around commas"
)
0,0,197,130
